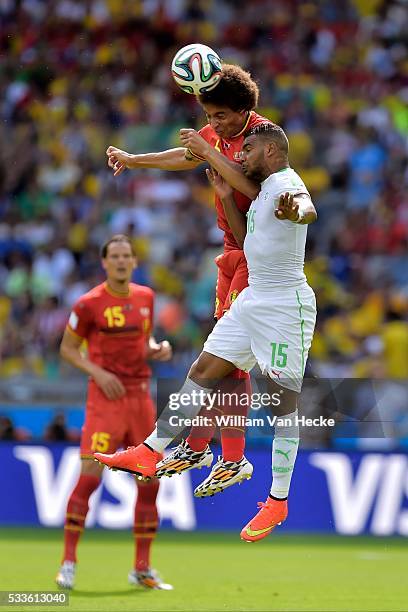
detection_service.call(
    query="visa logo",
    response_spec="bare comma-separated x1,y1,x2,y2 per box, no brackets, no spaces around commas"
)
310,453,408,535
14,446,196,530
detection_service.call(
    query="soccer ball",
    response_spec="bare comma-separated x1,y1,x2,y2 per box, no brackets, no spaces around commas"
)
171,44,222,95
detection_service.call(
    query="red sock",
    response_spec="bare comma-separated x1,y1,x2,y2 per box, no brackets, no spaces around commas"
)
63,474,100,563
186,405,220,452
134,480,160,572
220,370,251,462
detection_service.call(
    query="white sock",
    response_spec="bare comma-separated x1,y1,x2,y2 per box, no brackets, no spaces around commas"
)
270,409,299,499
145,377,213,453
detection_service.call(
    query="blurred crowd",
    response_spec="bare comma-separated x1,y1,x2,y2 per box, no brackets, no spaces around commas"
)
0,0,407,396
0,411,80,442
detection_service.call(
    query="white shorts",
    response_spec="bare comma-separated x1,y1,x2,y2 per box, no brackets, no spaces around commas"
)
203,283,316,392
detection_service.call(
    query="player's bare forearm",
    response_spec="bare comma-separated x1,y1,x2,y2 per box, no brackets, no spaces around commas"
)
107,146,201,173
179,128,258,198
204,147,259,200
221,194,247,248
60,330,102,378
132,148,201,170
60,329,125,399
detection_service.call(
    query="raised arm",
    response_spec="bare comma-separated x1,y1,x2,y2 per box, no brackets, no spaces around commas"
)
179,129,260,200
106,146,203,176
206,169,247,248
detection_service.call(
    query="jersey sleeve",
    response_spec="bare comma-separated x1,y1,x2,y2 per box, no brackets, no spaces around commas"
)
272,172,310,200
67,298,93,340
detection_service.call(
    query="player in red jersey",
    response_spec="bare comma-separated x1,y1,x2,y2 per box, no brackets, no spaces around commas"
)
106,64,270,496
55,235,173,591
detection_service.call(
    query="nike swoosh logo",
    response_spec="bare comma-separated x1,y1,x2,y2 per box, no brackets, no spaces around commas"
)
245,525,273,537
136,464,148,469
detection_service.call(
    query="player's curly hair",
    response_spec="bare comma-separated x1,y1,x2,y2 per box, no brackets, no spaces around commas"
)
198,63,259,112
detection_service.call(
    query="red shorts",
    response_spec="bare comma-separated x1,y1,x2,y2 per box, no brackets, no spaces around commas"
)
213,250,249,381
214,250,249,320
81,380,156,458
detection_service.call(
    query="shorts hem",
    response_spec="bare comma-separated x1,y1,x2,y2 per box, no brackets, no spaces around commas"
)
259,362,301,393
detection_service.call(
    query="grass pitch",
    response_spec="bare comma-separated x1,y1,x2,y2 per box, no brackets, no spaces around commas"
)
0,528,406,611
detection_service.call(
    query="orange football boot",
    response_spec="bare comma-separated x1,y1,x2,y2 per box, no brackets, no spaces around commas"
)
240,497,288,542
94,444,160,479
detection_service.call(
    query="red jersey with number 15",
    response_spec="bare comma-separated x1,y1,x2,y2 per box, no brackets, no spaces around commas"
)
197,111,268,252
67,282,154,384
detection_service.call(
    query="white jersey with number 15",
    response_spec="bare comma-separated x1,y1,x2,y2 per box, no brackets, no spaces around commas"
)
244,167,311,290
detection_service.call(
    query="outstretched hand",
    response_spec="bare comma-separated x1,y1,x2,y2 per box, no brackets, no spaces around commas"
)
106,146,131,177
206,168,233,199
275,192,299,222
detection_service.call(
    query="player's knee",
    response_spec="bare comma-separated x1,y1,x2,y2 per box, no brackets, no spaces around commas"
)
188,355,207,379
266,377,298,416
189,352,235,386
188,353,218,383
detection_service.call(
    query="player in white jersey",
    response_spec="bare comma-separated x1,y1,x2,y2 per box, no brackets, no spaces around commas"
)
203,127,316,396
95,124,317,542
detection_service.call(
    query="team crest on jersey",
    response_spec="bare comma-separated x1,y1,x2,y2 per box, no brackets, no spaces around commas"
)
230,289,239,303
140,307,150,317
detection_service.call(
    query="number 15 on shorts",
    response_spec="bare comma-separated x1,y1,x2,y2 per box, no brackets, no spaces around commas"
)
270,342,288,368
91,432,111,452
